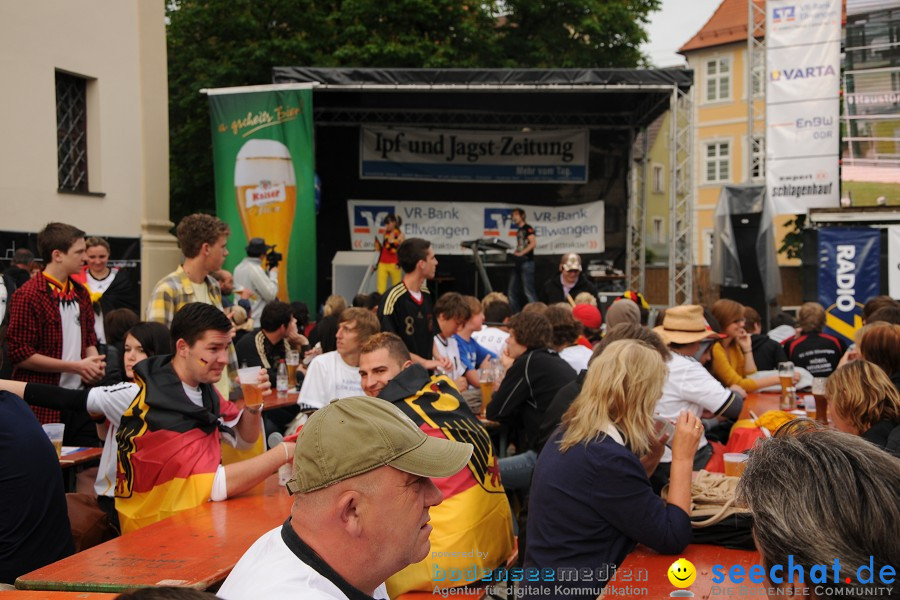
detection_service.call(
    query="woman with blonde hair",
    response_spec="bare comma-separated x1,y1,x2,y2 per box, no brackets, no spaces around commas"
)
826,360,900,456
710,299,780,393
308,294,347,353
523,340,702,600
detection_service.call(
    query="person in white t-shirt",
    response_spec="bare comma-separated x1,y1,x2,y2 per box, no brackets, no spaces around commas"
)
299,308,380,409
218,396,472,600
430,292,470,390
472,295,511,357
545,304,593,373
651,305,743,493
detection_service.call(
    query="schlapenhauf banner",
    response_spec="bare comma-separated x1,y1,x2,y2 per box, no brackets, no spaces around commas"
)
360,127,588,183
766,0,842,214
207,84,317,308
347,200,604,255
818,228,880,345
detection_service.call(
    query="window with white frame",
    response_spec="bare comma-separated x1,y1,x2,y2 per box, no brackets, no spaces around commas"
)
705,57,731,102
704,141,730,183
652,217,664,244
751,136,765,180
652,164,664,193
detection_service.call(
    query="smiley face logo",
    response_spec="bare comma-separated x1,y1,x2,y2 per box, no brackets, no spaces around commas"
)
667,558,697,588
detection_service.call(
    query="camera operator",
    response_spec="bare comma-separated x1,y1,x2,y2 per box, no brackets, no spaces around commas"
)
234,237,279,328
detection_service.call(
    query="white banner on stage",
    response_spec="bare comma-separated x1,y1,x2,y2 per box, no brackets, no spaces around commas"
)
889,227,900,298
347,200,604,256
359,127,589,183
766,0,841,214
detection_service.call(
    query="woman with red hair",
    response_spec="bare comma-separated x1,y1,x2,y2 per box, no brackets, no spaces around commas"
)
710,299,780,394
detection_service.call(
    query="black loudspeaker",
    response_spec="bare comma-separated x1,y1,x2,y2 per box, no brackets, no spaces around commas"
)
720,213,768,324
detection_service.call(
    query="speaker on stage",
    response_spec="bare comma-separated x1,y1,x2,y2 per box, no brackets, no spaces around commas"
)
719,213,768,326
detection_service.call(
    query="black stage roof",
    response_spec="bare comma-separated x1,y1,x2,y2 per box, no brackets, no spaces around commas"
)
272,67,693,130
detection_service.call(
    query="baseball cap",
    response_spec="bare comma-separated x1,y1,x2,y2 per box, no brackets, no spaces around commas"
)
561,254,582,272
286,396,473,494
246,237,272,256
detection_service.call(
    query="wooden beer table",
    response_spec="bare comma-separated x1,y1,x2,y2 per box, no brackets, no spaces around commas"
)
0,592,118,599
262,390,301,412
16,475,293,593
740,392,781,420
603,544,767,598
59,447,104,493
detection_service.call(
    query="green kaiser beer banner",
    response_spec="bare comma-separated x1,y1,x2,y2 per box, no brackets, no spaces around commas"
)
207,84,317,308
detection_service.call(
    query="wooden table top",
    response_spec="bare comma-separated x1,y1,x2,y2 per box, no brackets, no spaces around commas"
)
16,475,293,593
603,544,766,599
740,392,781,420
0,592,119,599
262,390,301,412
58,447,103,468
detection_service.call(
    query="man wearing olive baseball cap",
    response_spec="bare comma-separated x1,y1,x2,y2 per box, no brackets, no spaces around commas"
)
219,395,473,600
650,305,743,493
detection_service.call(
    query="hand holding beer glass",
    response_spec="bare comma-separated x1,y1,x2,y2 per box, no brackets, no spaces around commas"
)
238,366,266,410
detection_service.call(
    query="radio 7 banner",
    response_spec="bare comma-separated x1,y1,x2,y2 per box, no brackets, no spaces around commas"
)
207,84,317,308
348,200,604,256
818,228,880,345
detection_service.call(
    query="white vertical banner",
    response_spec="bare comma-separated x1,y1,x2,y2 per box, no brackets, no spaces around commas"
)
889,227,900,298
766,0,842,214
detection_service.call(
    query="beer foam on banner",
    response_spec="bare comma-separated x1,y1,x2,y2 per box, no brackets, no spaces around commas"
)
347,200,604,256
766,0,842,214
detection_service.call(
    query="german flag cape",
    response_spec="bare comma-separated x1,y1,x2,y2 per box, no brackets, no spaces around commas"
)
379,365,514,597
115,355,237,533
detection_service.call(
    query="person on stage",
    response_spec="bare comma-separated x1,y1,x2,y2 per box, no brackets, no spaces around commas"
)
376,214,405,294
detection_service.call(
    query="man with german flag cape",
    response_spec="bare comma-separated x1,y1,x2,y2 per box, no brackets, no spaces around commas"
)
115,303,294,533
358,332,515,597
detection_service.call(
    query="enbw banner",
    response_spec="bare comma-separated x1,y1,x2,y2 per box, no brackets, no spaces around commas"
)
818,228,880,345
207,84,317,308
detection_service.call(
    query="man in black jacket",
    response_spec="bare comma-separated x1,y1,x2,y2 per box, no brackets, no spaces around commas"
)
540,253,597,305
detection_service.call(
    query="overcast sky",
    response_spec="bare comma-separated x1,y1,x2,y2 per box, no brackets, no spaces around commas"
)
641,0,724,67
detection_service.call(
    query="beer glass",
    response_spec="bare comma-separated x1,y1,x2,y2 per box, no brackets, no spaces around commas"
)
238,366,264,409
478,365,494,417
43,423,65,458
777,361,794,392
286,350,300,390
234,139,297,301
811,377,828,424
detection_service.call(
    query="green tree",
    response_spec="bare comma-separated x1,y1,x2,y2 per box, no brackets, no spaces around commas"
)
497,0,661,68
166,0,659,220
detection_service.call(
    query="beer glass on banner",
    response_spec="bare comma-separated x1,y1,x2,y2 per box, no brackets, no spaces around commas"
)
234,139,297,301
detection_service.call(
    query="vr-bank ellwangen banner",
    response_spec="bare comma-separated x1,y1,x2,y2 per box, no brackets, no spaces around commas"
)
818,228,880,345
765,0,842,214
359,127,588,183
208,84,317,308
347,200,604,256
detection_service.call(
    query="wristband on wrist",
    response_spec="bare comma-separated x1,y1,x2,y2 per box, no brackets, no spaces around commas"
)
281,442,290,464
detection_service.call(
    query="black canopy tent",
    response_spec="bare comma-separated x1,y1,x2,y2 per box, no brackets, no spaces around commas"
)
271,67,693,305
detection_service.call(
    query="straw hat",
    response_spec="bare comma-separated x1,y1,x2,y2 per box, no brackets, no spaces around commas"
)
653,305,718,345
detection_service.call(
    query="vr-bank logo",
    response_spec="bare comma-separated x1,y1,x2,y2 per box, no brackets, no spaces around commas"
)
483,208,517,239
353,205,394,236
770,65,836,82
772,5,795,22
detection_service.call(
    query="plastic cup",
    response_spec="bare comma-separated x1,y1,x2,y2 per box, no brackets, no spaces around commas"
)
723,453,749,477
238,366,264,408
43,423,65,458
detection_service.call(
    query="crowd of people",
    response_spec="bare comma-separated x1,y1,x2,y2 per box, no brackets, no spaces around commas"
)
1,214,898,600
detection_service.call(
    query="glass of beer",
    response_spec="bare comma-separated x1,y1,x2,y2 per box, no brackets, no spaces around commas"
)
42,423,65,458
235,139,297,301
238,366,264,409
778,362,795,392
811,377,828,424
723,453,749,477
286,350,300,390
478,365,494,417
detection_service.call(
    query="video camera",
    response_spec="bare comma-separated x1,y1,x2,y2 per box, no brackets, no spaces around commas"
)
266,245,283,270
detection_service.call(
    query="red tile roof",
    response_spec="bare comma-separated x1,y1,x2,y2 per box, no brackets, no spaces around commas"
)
678,0,765,53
